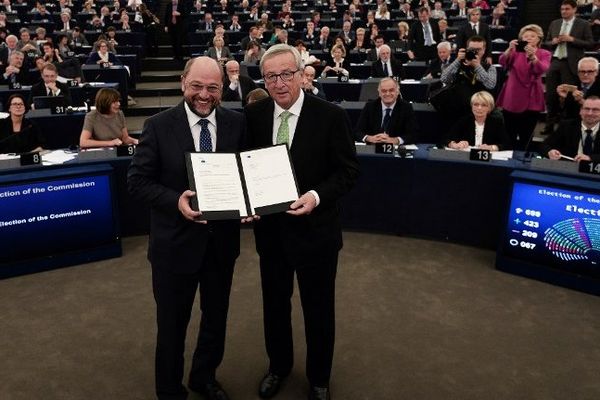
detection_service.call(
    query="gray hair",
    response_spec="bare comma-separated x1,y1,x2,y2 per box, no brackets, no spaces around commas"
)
259,44,302,74
578,57,599,72
437,41,452,51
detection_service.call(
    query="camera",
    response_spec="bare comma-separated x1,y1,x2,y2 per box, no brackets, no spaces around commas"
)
516,40,528,52
465,48,478,61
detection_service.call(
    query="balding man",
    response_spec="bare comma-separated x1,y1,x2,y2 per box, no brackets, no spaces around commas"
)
355,77,418,144
128,56,246,400
371,44,404,78
301,65,327,100
222,60,258,105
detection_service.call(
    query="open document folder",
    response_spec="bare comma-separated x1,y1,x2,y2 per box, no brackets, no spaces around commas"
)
185,144,299,220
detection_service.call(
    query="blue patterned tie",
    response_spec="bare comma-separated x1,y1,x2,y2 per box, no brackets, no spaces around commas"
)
199,119,212,152
382,108,392,132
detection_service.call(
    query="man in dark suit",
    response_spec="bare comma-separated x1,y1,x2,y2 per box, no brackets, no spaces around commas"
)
240,26,262,51
164,0,189,61
301,65,327,100
244,44,359,400
28,63,72,108
423,41,453,79
222,60,257,104
313,26,332,51
0,34,19,74
456,7,492,62
128,57,246,400
0,51,29,86
407,7,441,61
543,96,600,162
557,56,600,119
543,0,594,134
355,77,418,144
370,44,404,79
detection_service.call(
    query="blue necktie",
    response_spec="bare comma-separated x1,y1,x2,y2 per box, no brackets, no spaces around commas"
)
199,119,212,152
583,129,593,156
382,108,392,132
383,61,389,76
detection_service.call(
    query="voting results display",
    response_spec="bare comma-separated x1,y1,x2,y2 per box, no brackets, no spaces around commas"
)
498,171,600,294
0,165,120,278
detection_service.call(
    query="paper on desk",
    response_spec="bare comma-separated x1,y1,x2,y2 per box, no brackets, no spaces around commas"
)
402,144,419,150
492,150,513,160
42,150,77,165
0,153,19,160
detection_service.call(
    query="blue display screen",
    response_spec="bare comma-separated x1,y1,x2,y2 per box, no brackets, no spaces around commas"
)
503,181,600,278
0,174,117,264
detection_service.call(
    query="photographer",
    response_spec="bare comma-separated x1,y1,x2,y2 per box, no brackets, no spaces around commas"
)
438,35,496,118
496,24,551,150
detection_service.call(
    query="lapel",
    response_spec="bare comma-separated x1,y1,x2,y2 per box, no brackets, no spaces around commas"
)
215,106,233,152
375,100,383,128
170,101,196,153
290,95,312,160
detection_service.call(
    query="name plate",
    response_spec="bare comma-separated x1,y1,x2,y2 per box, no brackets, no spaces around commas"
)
578,161,600,175
375,143,395,155
20,152,41,166
66,79,78,87
9,82,21,90
101,62,111,68
337,74,349,82
116,144,136,157
51,105,67,115
469,149,491,162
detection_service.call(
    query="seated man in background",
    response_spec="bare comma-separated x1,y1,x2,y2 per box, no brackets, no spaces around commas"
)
1,51,29,86
355,77,418,144
301,65,327,100
370,44,404,79
28,63,73,108
221,59,257,105
423,41,453,79
557,57,600,120
543,96,600,162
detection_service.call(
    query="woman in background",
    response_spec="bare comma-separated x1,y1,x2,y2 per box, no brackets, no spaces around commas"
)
0,94,44,153
79,88,137,148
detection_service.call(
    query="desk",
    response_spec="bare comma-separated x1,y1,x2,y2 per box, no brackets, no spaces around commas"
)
27,110,86,149
0,83,120,108
81,65,128,108
317,78,440,103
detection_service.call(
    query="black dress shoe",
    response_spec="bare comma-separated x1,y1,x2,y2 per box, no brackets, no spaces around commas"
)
189,381,230,400
258,373,284,398
308,386,331,400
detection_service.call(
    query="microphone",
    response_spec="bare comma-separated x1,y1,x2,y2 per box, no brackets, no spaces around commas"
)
520,128,538,162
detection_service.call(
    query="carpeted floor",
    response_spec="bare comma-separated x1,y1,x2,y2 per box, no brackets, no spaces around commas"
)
1,231,599,400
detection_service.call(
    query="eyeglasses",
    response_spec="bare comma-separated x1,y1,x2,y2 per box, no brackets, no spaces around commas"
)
263,69,300,84
579,70,598,75
185,83,222,94
582,107,600,112
10,103,25,107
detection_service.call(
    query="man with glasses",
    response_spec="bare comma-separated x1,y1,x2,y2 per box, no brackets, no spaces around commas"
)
128,56,246,400
557,57,600,119
244,44,359,400
543,96,600,162
28,63,72,109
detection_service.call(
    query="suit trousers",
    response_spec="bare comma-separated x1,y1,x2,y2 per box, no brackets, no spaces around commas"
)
259,244,338,387
152,234,235,400
168,23,186,59
545,58,578,123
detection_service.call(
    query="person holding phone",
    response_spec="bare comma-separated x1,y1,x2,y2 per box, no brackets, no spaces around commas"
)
557,57,600,119
496,24,551,150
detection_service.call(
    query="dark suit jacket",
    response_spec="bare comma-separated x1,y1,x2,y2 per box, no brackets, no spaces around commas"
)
561,79,600,119
456,21,492,58
1,65,30,85
407,20,441,59
304,80,327,100
544,17,594,76
424,57,453,79
322,58,351,77
0,117,44,153
244,95,359,266
28,81,73,107
446,113,510,150
127,102,246,272
222,74,257,104
542,118,600,162
370,57,404,79
164,0,189,29
355,98,418,144
591,9,600,41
